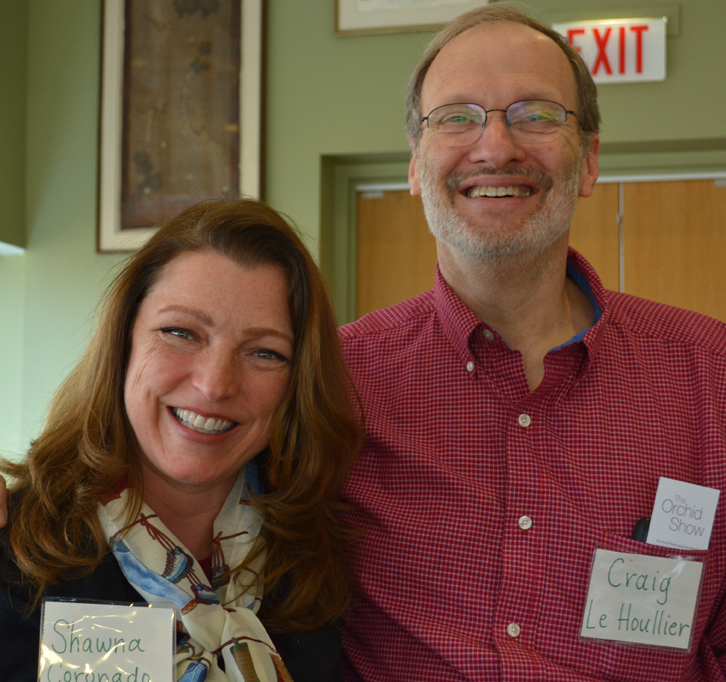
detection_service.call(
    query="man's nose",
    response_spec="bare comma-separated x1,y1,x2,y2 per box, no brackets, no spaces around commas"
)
467,111,527,168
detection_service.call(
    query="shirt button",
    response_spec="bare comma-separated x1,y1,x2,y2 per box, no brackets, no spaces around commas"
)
518,413,531,428
466,361,474,372
506,623,521,638
482,329,494,341
518,515,533,531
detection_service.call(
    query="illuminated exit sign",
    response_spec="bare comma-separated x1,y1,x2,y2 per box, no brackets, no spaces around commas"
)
552,18,667,84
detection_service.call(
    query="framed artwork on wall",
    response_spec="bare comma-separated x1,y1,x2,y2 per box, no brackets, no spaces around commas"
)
98,0,263,252
335,0,490,36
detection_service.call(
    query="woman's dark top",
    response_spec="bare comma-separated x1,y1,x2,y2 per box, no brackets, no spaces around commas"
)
0,525,341,682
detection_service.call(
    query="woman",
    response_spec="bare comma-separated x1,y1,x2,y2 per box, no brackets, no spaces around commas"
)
0,199,359,681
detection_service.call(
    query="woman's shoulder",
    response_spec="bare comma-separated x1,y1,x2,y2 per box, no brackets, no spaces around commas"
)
0,495,32,600
0,513,44,682
0,511,144,682
272,620,343,682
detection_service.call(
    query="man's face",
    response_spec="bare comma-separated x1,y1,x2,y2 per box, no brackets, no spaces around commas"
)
408,22,599,261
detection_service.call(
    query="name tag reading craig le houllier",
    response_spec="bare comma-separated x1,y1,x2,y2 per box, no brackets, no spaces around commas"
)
580,549,703,651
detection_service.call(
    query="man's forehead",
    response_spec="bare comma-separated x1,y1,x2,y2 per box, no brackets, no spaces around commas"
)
434,21,562,65
422,21,577,108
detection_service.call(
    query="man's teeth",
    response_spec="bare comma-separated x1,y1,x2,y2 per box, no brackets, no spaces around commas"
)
173,408,235,434
466,185,532,198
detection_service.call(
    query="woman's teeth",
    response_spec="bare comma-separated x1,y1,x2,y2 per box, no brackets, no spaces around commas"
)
173,408,235,434
467,185,532,198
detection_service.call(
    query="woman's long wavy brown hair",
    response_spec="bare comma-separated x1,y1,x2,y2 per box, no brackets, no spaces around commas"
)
1,199,360,632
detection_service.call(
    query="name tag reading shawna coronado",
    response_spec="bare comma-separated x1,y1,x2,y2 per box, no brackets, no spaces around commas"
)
580,550,703,650
39,600,174,682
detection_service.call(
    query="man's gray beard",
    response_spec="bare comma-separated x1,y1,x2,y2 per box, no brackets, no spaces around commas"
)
419,155,583,261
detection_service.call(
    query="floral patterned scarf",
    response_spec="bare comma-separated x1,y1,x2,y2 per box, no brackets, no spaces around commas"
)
97,464,291,682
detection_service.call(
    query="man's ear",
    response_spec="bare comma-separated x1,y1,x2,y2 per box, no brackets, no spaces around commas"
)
409,147,422,197
579,134,600,199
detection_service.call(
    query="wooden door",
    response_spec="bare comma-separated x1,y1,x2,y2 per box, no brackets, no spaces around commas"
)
356,180,726,322
568,183,620,291
356,190,436,319
356,183,620,317
623,180,726,321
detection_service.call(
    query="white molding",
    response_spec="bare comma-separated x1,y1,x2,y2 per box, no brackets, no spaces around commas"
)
240,0,262,199
356,171,726,194
596,171,726,184
355,182,411,192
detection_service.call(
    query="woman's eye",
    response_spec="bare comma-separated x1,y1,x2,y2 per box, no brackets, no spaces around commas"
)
254,349,288,362
162,327,193,340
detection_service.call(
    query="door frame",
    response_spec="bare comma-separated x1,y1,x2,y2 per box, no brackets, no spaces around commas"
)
324,151,726,325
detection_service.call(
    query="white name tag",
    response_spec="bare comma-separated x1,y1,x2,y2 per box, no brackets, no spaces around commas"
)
580,549,703,650
39,600,175,682
647,477,720,550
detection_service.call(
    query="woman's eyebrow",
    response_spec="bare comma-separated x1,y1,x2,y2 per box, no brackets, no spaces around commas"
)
157,305,215,327
157,306,293,343
245,327,294,344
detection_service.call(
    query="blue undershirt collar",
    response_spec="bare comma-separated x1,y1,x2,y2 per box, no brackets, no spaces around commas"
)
548,262,602,352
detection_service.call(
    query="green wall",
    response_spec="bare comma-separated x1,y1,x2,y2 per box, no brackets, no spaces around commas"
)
1,0,126,458
0,256,25,457
0,1,28,248
265,0,726,247
0,0,28,457
2,0,725,458
264,2,430,241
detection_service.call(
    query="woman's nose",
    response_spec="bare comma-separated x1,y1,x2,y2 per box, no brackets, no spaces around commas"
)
192,351,240,402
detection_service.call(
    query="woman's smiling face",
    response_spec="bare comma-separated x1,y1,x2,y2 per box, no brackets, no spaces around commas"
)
124,249,293,496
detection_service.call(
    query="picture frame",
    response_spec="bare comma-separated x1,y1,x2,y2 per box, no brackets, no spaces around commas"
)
98,0,263,253
335,0,490,36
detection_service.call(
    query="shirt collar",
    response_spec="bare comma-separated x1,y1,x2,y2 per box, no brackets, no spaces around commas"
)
566,247,609,359
434,265,488,366
548,255,603,351
433,248,610,365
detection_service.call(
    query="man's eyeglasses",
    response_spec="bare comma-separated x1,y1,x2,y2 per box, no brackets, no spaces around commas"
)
419,100,582,146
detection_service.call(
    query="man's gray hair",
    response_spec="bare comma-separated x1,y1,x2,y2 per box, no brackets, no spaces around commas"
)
405,3,600,147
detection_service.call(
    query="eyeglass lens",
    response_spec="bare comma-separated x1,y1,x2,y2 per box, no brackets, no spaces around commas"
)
424,100,570,146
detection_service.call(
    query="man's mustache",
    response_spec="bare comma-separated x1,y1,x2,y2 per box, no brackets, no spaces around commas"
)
445,167,554,196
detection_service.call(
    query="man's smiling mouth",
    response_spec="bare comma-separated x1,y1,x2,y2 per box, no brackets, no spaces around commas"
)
172,407,237,434
443,163,553,203
466,185,532,198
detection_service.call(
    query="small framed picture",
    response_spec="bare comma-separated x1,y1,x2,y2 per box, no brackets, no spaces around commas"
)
98,0,263,252
336,0,491,36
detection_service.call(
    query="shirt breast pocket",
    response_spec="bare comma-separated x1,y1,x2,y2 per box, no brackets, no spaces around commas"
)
593,532,711,682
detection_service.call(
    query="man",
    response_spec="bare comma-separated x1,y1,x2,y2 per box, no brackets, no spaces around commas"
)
339,4,726,681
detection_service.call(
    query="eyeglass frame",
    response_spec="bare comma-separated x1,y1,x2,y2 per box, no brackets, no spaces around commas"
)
419,99,584,145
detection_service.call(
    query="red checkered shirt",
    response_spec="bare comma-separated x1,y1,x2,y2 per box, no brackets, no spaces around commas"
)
339,249,726,682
